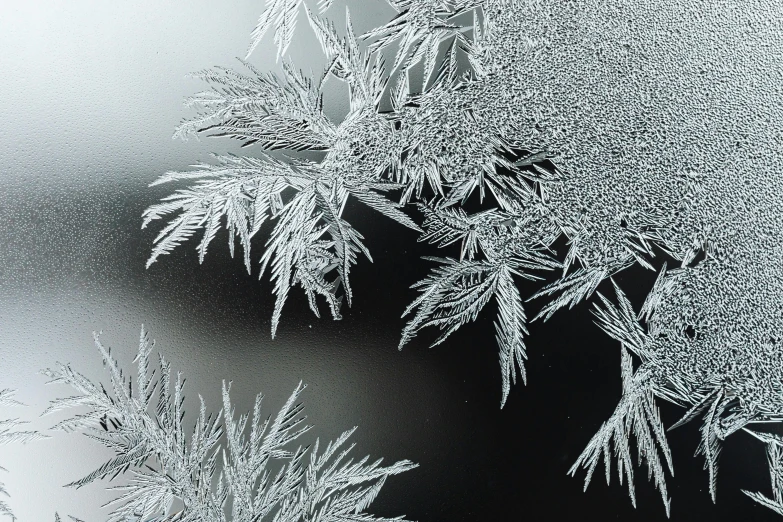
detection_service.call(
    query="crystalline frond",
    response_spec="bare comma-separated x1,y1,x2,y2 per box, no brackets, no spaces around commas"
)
417,204,502,261
247,0,305,60
568,350,673,517
494,265,527,407
143,153,299,273
400,254,549,407
694,390,731,503
401,198,560,405
742,430,783,516
591,280,653,362
41,325,417,522
306,7,390,112
146,2,432,336
529,267,612,323
362,0,484,88
173,59,335,149
400,258,504,349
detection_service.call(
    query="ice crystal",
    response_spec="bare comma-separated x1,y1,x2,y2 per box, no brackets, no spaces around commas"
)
743,430,783,517
0,389,46,521
144,4,428,338
42,326,417,522
53,514,84,522
144,0,783,516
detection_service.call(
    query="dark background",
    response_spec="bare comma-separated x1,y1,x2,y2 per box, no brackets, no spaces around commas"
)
0,1,776,520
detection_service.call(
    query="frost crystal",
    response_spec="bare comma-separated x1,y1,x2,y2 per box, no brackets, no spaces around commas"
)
53,514,84,522
42,326,417,522
741,430,783,517
144,0,783,516
0,389,46,521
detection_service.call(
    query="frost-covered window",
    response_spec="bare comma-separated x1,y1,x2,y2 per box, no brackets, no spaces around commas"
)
2,0,783,520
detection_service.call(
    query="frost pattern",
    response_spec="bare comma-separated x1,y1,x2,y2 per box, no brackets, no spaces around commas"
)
42,326,417,522
144,0,783,516
143,5,425,338
0,389,46,521
743,430,783,517
53,514,83,522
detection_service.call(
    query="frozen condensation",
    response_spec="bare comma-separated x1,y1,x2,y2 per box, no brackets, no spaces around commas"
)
144,0,783,515
43,326,417,522
0,389,46,520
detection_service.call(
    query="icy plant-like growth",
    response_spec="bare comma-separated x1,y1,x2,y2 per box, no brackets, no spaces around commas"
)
53,514,84,522
144,0,783,516
414,2,783,516
42,326,416,522
142,4,428,339
743,430,783,517
0,389,46,521
141,0,495,338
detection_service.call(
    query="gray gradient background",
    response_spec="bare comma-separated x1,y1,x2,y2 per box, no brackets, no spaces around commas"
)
0,1,777,521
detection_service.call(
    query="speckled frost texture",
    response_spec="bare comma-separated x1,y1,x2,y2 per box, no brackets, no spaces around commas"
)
43,326,417,522
143,0,783,516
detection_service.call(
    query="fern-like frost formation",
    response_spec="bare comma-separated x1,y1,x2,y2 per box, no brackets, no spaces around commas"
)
144,0,783,516
42,326,417,522
0,390,46,521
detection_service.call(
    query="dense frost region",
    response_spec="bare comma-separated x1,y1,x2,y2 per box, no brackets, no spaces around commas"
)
143,0,783,516
42,326,416,522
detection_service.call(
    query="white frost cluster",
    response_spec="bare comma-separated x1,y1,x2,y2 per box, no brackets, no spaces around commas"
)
144,0,783,516
43,326,417,522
